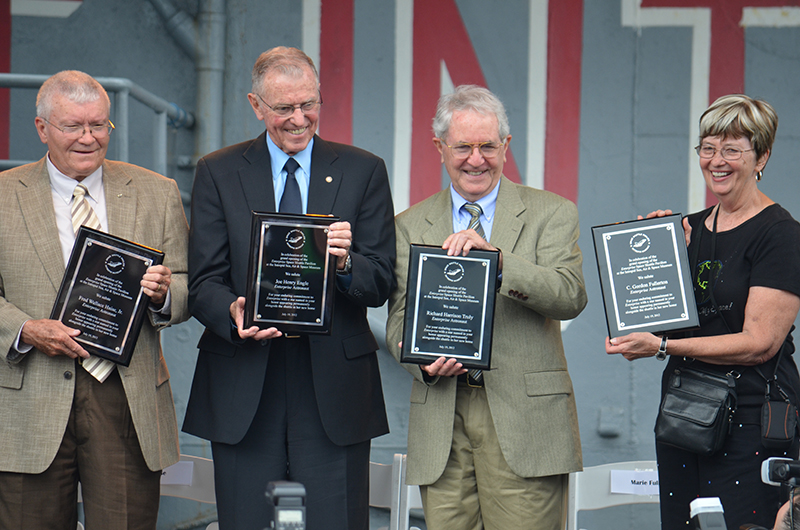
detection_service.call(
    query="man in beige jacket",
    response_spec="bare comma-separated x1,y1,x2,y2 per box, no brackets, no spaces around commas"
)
0,70,188,529
387,85,586,530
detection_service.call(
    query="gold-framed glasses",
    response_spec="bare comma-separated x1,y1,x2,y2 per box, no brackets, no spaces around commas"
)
695,145,754,161
443,141,504,160
41,117,115,140
256,93,323,117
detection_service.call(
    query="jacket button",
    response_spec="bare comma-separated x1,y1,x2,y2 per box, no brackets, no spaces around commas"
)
64,371,73,380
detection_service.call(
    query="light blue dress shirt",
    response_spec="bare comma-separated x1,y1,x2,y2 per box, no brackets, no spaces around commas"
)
267,134,314,214
449,181,500,241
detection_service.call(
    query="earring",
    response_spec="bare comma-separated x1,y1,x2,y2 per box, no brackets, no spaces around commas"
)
756,170,763,182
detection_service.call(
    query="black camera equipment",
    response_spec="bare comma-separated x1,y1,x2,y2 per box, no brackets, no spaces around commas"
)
762,457,800,487
265,481,306,530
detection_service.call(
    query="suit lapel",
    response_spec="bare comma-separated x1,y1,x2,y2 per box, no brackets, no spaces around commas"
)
103,162,136,241
307,137,342,215
239,132,277,214
421,191,455,245
16,160,65,290
489,176,524,253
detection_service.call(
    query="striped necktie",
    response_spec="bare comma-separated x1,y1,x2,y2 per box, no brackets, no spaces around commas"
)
72,184,116,383
462,202,485,384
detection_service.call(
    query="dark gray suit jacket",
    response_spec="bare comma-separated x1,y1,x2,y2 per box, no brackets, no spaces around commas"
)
183,133,394,446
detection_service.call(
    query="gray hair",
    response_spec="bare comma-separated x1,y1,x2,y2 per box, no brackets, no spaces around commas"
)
699,94,778,161
432,85,510,141
36,70,109,120
251,46,319,95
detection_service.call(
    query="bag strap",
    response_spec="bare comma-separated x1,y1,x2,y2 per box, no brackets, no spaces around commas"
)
754,342,791,403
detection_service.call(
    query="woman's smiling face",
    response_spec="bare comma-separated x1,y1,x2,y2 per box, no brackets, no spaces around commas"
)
699,135,767,201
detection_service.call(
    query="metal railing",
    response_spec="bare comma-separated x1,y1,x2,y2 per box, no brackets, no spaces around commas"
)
0,73,195,176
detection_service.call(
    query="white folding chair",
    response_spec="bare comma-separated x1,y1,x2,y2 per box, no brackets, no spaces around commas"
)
160,454,217,504
369,453,423,530
566,460,659,530
160,454,218,530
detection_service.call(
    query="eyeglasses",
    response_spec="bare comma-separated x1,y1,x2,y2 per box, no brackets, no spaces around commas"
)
443,141,505,160
695,145,754,161
256,93,323,117
41,117,115,140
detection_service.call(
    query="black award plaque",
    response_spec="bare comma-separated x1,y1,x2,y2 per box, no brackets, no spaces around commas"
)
592,214,699,338
244,212,337,334
50,226,164,366
401,245,499,370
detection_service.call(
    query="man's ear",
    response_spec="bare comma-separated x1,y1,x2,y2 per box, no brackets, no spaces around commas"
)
433,137,445,162
247,93,265,122
34,117,49,144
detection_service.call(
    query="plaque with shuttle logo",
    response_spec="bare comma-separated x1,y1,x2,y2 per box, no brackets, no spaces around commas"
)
592,214,699,338
50,226,164,366
244,212,338,334
400,245,499,370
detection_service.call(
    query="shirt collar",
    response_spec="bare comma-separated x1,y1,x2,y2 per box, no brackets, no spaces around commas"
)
46,154,104,205
266,134,314,178
449,180,500,221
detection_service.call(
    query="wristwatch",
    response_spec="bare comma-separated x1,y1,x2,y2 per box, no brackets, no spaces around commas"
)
337,254,352,275
656,336,668,361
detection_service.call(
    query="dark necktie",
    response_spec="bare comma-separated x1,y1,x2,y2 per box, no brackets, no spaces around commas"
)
280,158,302,213
462,202,485,384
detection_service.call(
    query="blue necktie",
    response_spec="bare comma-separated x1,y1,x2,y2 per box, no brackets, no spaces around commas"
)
280,158,302,213
462,203,485,384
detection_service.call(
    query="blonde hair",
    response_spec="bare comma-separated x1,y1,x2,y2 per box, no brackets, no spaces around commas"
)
698,94,777,160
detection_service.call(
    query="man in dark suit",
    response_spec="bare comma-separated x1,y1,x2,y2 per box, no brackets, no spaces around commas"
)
182,46,395,530
0,70,189,530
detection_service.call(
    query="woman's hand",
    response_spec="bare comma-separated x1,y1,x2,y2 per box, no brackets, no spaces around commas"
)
637,209,692,246
638,209,673,220
606,333,662,362
682,216,692,247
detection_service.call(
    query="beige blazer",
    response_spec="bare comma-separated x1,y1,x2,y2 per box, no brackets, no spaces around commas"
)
0,158,189,473
386,176,587,485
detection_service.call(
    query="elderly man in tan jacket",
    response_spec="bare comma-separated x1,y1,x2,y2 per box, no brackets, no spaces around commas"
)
387,85,586,530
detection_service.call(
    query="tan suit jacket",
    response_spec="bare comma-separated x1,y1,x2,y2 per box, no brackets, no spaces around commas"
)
387,176,586,485
0,158,189,473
